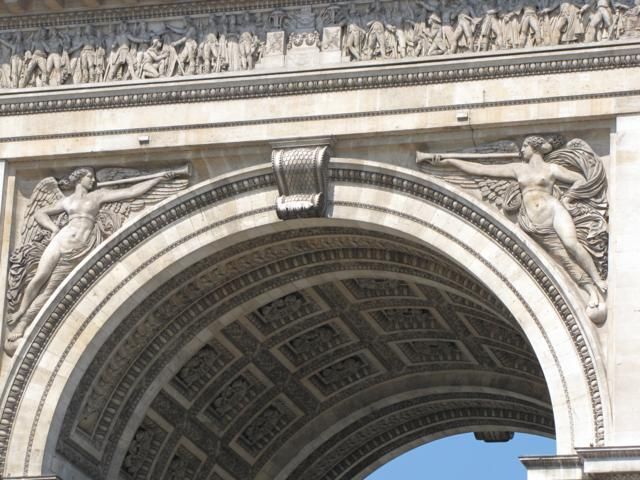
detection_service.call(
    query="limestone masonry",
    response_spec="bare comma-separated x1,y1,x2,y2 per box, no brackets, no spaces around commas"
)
0,1,638,479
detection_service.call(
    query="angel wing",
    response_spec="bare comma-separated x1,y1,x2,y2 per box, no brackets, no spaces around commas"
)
7,177,65,313
418,141,522,214
96,166,190,237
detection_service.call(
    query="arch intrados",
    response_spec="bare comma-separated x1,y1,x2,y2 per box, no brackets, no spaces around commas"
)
0,161,606,477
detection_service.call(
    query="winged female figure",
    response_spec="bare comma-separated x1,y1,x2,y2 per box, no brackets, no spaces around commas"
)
419,136,608,324
6,165,190,355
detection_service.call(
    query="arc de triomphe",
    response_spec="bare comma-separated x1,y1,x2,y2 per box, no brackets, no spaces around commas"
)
0,1,638,479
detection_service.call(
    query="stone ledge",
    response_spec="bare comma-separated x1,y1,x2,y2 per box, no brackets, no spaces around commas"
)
522,449,640,478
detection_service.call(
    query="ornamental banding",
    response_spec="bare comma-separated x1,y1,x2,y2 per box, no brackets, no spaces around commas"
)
1,0,640,89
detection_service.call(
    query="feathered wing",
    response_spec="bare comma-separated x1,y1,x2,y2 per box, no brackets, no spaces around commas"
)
96,167,190,237
545,139,609,278
7,177,65,313
418,141,521,215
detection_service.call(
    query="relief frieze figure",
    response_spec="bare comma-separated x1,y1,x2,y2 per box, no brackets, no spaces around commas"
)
4,164,191,356
417,136,608,325
0,0,639,90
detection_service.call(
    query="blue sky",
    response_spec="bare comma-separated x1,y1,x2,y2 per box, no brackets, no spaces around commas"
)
366,433,555,479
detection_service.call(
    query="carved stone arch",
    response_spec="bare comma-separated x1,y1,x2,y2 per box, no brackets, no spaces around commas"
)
0,160,609,479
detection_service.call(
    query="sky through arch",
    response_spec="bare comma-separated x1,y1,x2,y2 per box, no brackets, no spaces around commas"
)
366,433,555,479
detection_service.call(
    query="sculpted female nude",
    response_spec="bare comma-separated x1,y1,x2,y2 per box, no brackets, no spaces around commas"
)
8,167,175,344
431,136,607,313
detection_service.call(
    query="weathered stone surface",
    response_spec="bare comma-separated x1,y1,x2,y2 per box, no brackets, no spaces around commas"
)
0,1,638,479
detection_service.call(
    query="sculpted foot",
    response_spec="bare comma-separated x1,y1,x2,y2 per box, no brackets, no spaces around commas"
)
584,283,602,310
7,321,27,342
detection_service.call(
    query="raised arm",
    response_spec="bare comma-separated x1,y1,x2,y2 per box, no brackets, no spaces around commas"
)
96,175,167,204
34,200,66,234
437,157,518,179
171,37,187,47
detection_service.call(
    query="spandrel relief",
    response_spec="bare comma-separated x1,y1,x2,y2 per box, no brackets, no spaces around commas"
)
4,164,191,356
1,0,640,90
417,136,608,325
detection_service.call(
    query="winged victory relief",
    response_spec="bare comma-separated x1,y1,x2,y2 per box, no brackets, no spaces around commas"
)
5,164,191,356
417,135,608,325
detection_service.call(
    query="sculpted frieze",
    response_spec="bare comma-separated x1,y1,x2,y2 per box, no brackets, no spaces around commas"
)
417,135,609,325
5,164,191,356
0,0,639,90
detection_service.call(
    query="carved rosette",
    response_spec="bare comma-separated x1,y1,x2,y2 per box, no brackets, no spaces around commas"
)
271,139,332,220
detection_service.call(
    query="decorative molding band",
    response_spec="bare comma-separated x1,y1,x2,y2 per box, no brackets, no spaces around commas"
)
0,164,603,474
522,449,640,479
577,447,640,459
0,43,639,118
520,455,583,470
3,477,63,480
1,88,639,145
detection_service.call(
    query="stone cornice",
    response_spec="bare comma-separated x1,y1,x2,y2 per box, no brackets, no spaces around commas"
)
0,42,639,118
520,455,583,469
577,447,640,459
0,89,634,145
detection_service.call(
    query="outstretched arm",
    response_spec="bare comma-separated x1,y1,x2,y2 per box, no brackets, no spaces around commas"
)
437,158,518,179
97,175,168,204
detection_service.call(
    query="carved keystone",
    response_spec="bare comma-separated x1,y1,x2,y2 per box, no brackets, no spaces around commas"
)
271,138,333,220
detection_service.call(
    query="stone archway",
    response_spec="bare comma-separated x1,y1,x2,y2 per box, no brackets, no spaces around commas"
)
0,160,607,479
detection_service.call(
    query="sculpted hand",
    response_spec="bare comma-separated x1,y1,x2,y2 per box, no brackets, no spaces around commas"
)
430,154,446,166
561,197,573,210
163,171,177,180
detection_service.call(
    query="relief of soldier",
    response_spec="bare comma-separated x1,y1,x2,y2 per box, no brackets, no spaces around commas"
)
1,0,639,90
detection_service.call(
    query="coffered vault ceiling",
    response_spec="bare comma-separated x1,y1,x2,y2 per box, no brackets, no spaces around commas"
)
56,225,553,480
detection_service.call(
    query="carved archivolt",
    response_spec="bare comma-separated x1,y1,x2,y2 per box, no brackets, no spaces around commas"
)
0,0,639,90
0,164,607,478
57,227,552,479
